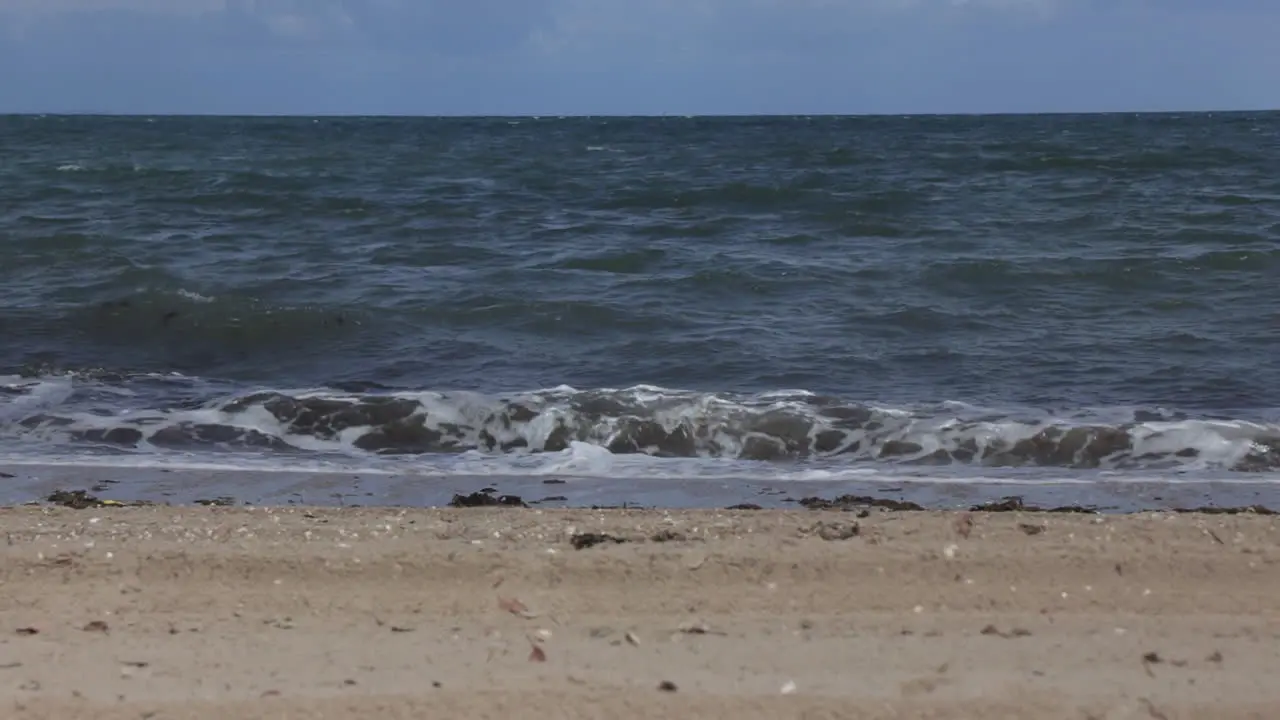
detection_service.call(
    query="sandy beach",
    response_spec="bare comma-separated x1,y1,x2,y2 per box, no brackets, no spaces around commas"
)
2,504,1279,719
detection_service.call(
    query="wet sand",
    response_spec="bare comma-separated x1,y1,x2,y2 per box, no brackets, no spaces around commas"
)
4,461,1280,512
2,504,1279,718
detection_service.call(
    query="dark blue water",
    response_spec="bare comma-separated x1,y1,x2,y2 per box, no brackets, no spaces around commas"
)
1,113,1278,484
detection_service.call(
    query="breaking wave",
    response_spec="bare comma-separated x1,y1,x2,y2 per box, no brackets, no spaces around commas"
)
2,376,1278,473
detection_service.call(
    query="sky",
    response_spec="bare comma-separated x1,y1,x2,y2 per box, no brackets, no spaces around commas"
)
0,0,1277,115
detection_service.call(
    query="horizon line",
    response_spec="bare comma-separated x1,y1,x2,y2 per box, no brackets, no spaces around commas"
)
2,108,1278,120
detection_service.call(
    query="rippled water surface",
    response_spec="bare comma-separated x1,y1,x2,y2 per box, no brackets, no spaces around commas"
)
1,113,1278,485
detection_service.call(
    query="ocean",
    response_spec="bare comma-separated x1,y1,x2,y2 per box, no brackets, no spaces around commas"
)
1,112,1278,506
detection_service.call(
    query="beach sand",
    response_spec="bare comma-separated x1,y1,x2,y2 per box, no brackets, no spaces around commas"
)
2,504,1279,719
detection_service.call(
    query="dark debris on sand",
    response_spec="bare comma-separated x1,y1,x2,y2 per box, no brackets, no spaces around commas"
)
570,532,629,550
797,495,926,512
44,490,150,510
1172,505,1277,515
791,492,1280,515
447,491,527,508
981,624,1032,639
792,494,1104,514
969,496,1097,514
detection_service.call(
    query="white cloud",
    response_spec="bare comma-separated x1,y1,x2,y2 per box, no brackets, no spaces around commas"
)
257,3,353,40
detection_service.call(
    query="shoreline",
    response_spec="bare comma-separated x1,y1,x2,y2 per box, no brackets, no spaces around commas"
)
3,462,1280,514
23,485,1280,517
3,505,1279,718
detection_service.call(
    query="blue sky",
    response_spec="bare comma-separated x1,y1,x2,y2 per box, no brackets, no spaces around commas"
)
1,0,1277,115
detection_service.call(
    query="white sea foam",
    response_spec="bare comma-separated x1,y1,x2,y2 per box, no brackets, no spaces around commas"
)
176,289,215,303
0,443,1263,488
2,381,1278,479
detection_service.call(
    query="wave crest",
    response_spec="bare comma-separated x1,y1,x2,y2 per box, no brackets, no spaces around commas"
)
3,382,1278,472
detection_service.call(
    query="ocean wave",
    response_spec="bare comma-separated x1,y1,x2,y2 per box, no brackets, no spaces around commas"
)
2,380,1277,473
0,288,366,359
